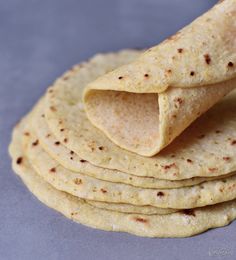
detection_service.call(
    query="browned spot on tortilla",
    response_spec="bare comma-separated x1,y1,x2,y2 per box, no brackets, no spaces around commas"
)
48,89,54,93
157,191,165,197
175,97,183,105
50,167,56,173
41,114,45,118
50,106,57,112
166,69,172,74
100,188,107,193
177,48,183,53
208,167,217,172
204,54,211,64
190,71,195,76
118,76,123,80
220,187,224,192
54,141,60,145
74,178,82,185
80,159,87,163
228,62,234,68
16,157,23,165
63,138,68,143
63,75,69,81
70,151,74,155
215,130,221,133
32,139,39,146
24,132,30,136
46,134,51,138
134,217,148,223
182,209,195,217
223,156,231,161
60,128,65,132
162,163,176,170
168,31,181,41
144,73,149,78
186,159,193,163
231,140,236,145
98,146,104,151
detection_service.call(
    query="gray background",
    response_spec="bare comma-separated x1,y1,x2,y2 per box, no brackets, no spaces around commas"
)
0,0,235,259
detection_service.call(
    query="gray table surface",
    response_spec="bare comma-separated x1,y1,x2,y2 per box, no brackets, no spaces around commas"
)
1,0,235,259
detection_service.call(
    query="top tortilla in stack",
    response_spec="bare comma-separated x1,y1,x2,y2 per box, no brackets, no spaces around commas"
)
84,0,236,156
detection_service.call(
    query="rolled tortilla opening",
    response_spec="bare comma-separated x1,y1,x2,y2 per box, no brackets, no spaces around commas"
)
83,0,236,156
84,80,236,156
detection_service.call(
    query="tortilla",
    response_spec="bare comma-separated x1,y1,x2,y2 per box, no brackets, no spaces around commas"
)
22,115,236,209
20,112,178,215
84,0,236,156
9,117,236,237
33,99,231,189
45,51,236,180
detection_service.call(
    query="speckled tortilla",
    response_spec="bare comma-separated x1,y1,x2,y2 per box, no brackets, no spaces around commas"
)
33,99,230,189
21,112,236,209
8,116,236,238
45,51,236,181
19,113,178,215
84,0,236,156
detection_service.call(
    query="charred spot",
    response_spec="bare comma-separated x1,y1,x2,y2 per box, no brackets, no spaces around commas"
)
74,178,82,185
175,98,183,105
32,139,39,146
208,167,217,172
186,159,193,163
190,71,195,76
204,54,211,65
231,140,236,145
177,48,183,53
144,73,149,78
172,114,177,118
134,217,148,223
70,157,73,160
100,188,107,193
118,76,123,80
166,69,172,74
63,75,69,81
63,138,68,143
60,128,65,132
228,62,234,68
182,209,195,217
70,151,74,155
54,141,60,145
50,167,56,173
16,157,23,165
157,191,165,197
162,163,176,170
98,146,104,151
50,106,57,112
80,159,87,163
223,156,231,161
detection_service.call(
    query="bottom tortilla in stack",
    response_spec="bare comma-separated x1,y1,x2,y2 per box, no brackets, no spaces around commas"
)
9,114,236,238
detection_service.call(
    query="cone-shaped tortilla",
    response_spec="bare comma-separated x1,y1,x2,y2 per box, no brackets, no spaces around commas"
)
84,0,236,156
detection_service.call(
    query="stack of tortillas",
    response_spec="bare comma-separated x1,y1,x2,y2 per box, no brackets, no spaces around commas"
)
9,0,236,237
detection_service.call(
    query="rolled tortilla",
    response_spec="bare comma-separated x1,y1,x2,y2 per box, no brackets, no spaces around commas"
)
84,0,236,156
